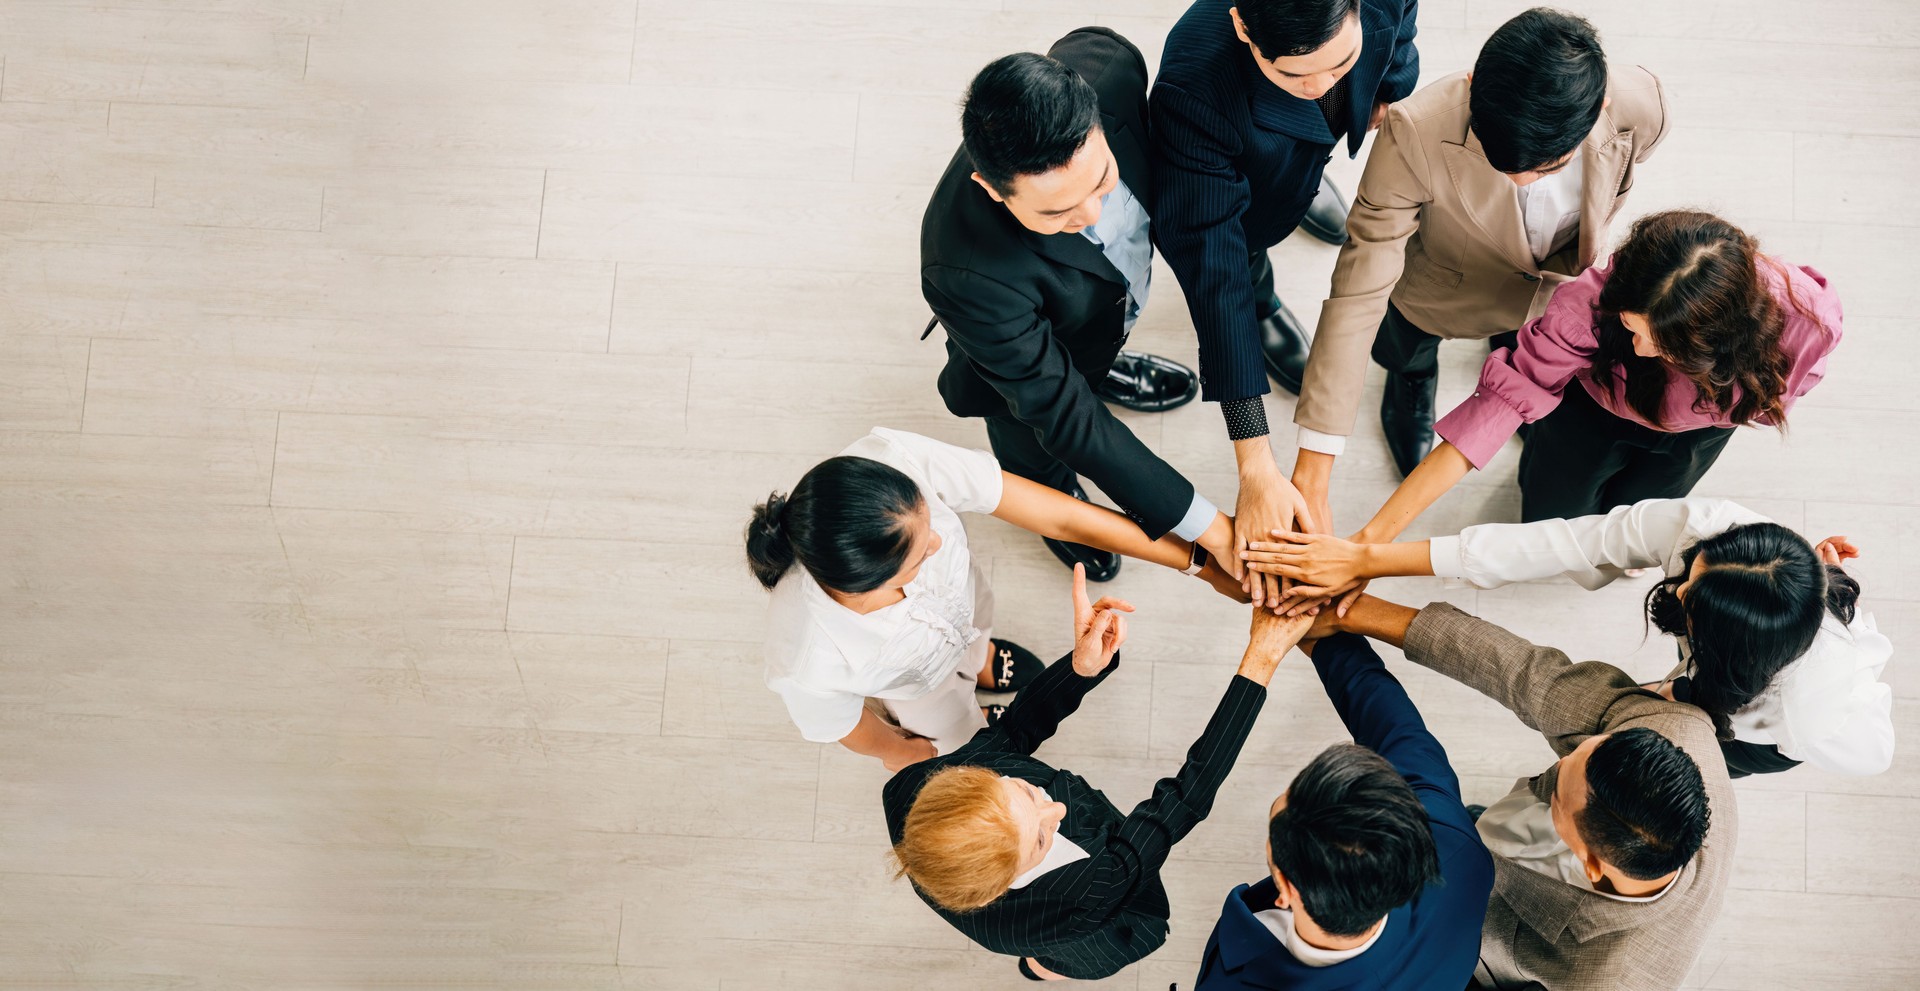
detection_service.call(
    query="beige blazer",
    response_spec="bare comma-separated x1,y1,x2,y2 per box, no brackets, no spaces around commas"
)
1404,604,1735,991
1295,68,1671,437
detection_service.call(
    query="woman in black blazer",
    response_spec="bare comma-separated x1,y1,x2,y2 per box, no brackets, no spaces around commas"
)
884,566,1308,980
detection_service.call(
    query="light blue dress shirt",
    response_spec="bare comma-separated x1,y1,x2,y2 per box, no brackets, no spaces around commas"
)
1080,178,1153,332
1081,178,1217,543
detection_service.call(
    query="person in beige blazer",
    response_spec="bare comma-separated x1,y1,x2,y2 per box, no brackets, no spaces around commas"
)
1286,9,1671,526
1311,594,1732,991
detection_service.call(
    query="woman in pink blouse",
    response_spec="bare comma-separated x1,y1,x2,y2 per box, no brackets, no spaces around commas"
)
1320,210,1842,592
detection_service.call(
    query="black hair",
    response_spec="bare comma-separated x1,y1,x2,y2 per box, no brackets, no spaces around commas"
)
960,52,1101,197
1468,8,1608,173
1574,728,1710,881
745,456,925,594
1237,0,1360,59
1646,521,1860,740
1268,743,1441,938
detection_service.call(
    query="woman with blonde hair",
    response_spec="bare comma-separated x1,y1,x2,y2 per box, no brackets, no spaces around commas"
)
883,566,1309,981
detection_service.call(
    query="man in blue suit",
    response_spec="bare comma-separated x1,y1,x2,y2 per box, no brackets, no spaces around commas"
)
1152,0,1418,609
1192,632,1493,989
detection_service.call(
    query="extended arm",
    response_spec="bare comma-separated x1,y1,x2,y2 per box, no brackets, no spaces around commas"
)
992,471,1219,572
1308,632,1463,801
1335,595,1661,748
925,265,1208,541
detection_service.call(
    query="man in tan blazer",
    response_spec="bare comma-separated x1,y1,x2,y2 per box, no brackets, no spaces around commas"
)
1312,593,1732,991
1286,9,1670,519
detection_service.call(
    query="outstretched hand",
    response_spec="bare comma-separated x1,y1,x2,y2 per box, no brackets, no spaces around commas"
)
1236,603,1314,686
1814,535,1860,566
1071,563,1135,677
1245,529,1370,618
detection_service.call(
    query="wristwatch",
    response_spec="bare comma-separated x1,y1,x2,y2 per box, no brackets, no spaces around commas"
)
1182,543,1208,576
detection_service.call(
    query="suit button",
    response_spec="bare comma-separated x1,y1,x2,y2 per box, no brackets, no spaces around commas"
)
1522,273,1540,282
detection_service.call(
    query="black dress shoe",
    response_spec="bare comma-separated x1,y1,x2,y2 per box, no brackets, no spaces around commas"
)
1094,351,1199,413
1298,179,1351,245
1380,370,1437,478
1043,485,1122,582
1259,301,1311,396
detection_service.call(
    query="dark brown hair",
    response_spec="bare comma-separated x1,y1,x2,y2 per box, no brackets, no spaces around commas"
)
1590,210,1807,429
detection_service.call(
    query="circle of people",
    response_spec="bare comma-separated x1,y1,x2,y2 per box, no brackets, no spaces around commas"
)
740,3,1894,989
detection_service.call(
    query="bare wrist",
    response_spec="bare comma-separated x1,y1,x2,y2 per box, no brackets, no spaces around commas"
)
1292,449,1334,487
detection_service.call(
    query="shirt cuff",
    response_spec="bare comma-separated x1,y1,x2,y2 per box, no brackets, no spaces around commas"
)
1428,535,1466,580
1433,393,1525,471
1295,426,1347,457
1222,396,1270,440
1170,492,1220,542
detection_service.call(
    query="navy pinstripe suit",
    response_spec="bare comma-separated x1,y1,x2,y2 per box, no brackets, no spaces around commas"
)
882,652,1266,979
1151,0,1420,403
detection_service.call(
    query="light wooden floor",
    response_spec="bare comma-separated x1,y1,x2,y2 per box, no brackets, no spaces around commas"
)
0,1,1915,988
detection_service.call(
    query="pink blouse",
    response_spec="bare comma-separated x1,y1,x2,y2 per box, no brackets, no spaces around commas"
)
1435,258,1844,470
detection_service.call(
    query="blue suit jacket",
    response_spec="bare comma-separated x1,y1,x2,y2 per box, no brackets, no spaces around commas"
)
1191,634,1493,990
1151,0,1419,403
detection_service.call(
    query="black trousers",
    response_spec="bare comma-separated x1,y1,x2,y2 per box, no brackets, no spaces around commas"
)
1248,249,1281,321
1369,301,1518,378
1517,383,1735,522
1669,677,1805,778
985,415,1077,494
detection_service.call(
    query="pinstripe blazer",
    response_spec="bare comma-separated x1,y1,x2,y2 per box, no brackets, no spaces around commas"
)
1151,0,1421,403
883,652,1267,980
1403,605,1736,991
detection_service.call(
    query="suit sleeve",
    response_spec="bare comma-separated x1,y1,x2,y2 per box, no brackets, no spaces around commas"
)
924,265,1195,537
1374,0,1421,105
1150,83,1268,405
1294,103,1433,437
1310,633,1463,803
1074,675,1265,915
1403,603,1674,756
1635,67,1672,164
988,651,1121,756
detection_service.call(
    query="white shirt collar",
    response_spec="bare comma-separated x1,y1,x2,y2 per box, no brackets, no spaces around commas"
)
1475,778,1679,903
1006,785,1091,889
1251,905,1385,967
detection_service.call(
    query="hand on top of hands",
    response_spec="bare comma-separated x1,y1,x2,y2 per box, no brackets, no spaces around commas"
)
1814,535,1860,566
1233,469,1316,612
1243,529,1371,619
1070,563,1134,677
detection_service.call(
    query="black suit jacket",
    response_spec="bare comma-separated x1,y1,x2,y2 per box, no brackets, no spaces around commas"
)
1151,0,1420,403
883,651,1267,980
921,26,1196,538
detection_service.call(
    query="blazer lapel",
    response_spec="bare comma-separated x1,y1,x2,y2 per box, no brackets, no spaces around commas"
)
1575,117,1632,268
1442,129,1536,276
1023,222,1123,285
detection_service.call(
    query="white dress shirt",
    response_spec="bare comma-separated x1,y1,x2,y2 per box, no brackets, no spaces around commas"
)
1251,905,1385,967
763,428,1003,743
1514,156,1586,262
1007,786,1092,889
1429,497,1896,775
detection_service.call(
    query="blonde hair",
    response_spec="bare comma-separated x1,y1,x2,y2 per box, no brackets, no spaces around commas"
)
891,766,1023,911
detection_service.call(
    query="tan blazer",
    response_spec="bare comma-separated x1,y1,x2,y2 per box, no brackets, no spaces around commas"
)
1404,604,1734,991
1295,68,1671,437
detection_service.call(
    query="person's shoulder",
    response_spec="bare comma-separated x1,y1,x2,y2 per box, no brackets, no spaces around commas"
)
1155,0,1240,91
1387,71,1471,131
1048,26,1148,97
922,151,1023,276
1773,257,1845,335
1602,64,1666,132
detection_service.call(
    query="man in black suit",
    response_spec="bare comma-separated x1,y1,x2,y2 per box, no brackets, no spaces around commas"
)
1152,0,1419,607
885,565,1311,981
923,28,1235,583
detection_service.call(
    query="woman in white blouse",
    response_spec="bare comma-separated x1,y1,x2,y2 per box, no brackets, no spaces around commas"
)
1238,497,1893,777
747,428,1241,771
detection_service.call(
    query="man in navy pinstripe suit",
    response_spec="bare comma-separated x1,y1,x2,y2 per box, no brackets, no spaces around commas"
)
884,566,1312,981
1151,0,1420,611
